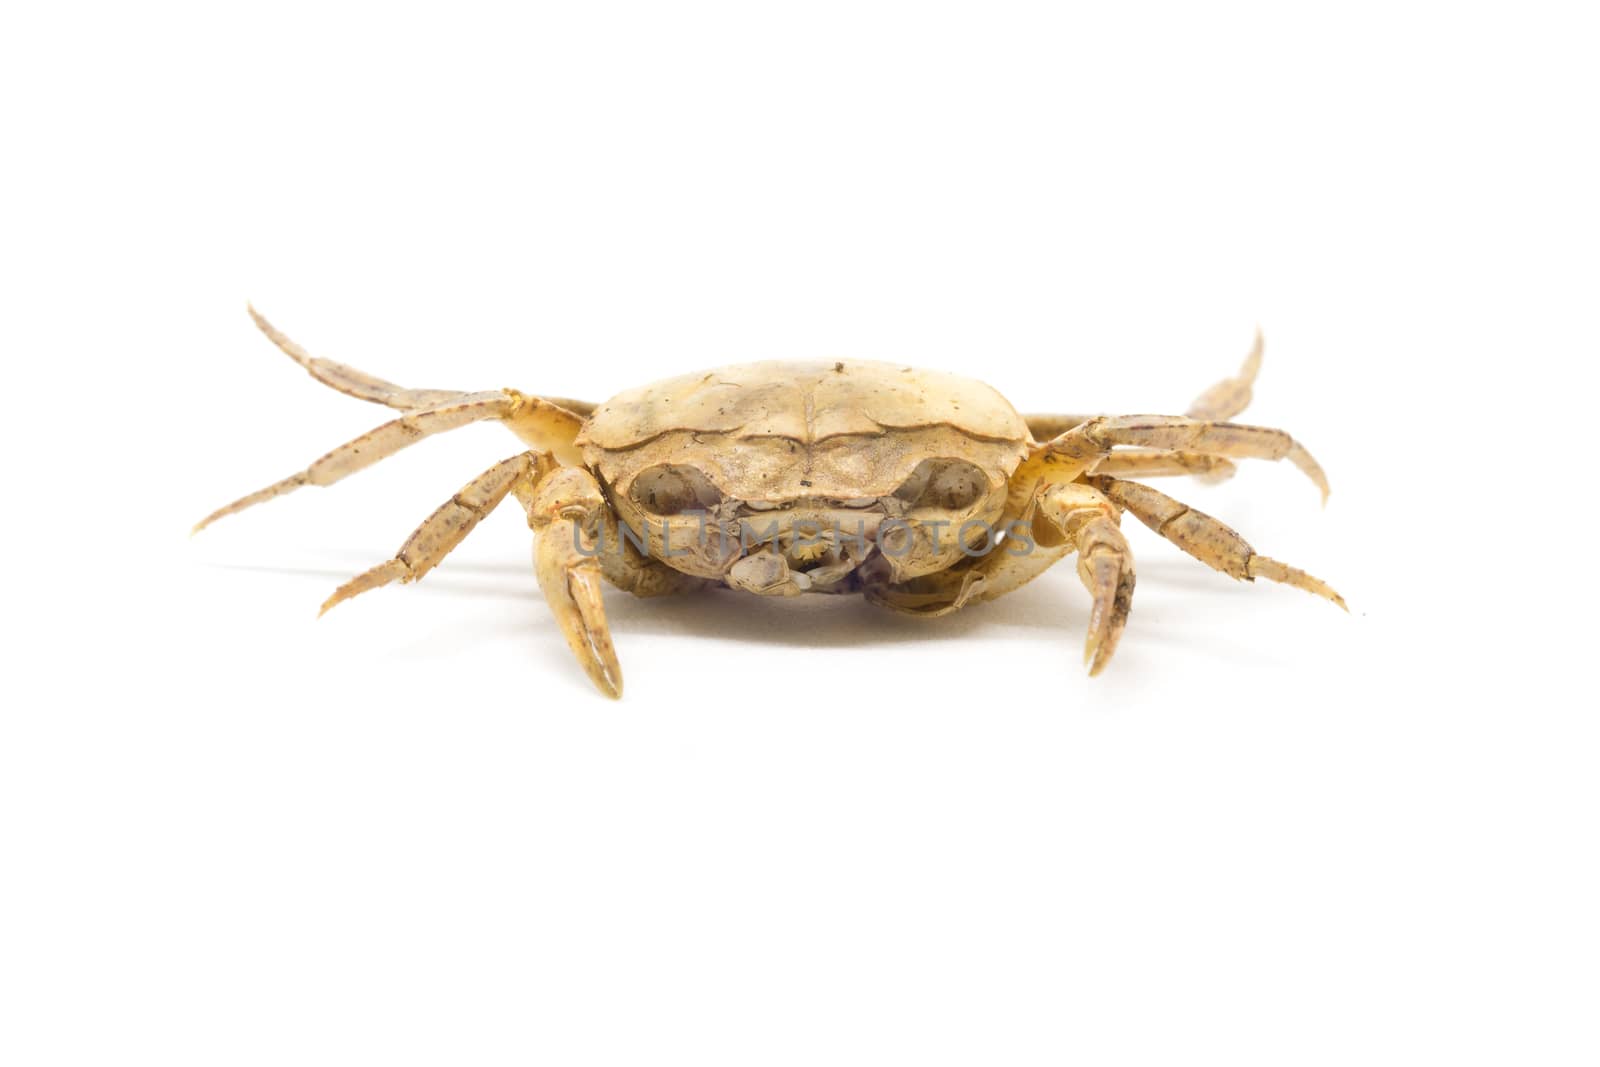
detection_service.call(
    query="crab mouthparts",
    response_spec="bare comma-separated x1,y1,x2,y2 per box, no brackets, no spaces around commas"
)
725,518,879,596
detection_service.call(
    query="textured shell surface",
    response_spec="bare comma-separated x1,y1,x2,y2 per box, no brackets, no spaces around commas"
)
577,360,1032,503
580,360,1028,448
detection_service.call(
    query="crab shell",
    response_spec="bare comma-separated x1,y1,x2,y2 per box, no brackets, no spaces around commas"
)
574,360,1033,583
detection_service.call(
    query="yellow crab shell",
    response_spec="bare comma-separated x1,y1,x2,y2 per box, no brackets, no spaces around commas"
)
578,358,1032,532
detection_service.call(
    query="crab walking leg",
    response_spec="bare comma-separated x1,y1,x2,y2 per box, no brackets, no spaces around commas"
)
248,305,473,411
192,392,516,532
1042,415,1330,503
1089,450,1237,482
1186,329,1264,422
530,467,624,699
1019,332,1264,441
1092,476,1346,609
250,306,596,446
319,451,557,615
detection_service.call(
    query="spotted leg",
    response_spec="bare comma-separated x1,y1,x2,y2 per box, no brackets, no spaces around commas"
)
319,451,557,615
248,304,473,411
193,391,519,532
1012,414,1329,518
318,453,646,698
193,388,601,535
1092,476,1345,609
195,310,596,533
248,305,602,419
1087,416,1327,501
1021,330,1264,447
1023,331,1271,490
1185,328,1264,421
1089,450,1237,481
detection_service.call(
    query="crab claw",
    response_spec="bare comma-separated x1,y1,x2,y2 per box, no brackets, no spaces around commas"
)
535,519,624,699
1078,542,1136,676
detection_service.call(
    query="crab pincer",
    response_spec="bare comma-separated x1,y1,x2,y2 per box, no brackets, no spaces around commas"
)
530,467,625,699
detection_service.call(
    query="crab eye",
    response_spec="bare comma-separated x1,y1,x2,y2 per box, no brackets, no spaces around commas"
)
893,458,989,511
629,464,724,516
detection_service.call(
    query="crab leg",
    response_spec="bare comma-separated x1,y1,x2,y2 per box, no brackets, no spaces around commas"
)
1092,476,1346,609
319,451,556,615
248,304,473,411
1185,328,1264,422
530,467,624,699
248,305,595,446
1040,415,1330,503
1089,450,1237,481
192,391,517,532
1022,331,1264,442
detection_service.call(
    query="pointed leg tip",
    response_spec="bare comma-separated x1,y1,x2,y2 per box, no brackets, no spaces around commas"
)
1249,556,1345,611
1285,443,1331,505
191,509,225,535
319,563,404,617
317,587,349,616
1309,581,1348,611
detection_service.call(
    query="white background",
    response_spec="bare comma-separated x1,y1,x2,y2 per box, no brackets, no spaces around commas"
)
3,2,1596,1064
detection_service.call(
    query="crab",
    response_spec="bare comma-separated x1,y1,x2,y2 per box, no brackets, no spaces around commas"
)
195,308,1345,698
